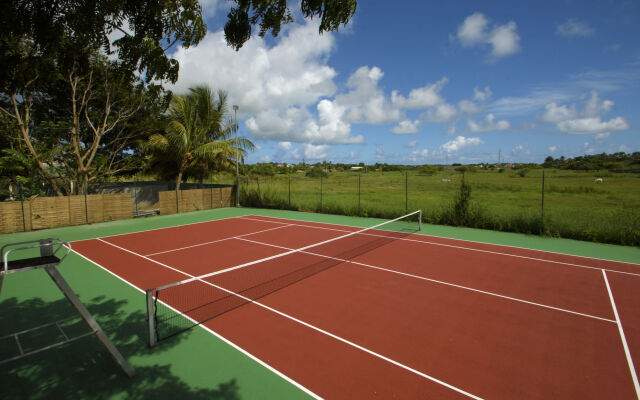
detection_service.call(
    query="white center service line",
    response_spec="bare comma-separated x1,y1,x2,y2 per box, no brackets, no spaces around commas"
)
236,237,616,324
602,269,640,400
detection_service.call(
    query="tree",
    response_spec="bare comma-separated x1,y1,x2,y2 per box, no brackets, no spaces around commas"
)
224,0,358,50
1,1,207,195
144,86,254,191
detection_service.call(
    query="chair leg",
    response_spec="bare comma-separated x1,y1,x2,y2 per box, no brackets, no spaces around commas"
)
45,266,136,377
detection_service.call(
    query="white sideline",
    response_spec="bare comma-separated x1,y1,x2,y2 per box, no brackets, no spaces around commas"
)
238,216,640,277
95,236,483,400
236,237,616,324
69,248,322,400
602,270,640,400
240,214,640,267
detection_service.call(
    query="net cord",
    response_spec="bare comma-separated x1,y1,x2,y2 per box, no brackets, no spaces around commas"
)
154,209,422,292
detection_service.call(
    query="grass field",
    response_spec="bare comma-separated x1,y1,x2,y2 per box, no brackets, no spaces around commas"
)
238,168,640,246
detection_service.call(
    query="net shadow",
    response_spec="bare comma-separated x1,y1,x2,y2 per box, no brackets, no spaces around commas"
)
152,222,420,344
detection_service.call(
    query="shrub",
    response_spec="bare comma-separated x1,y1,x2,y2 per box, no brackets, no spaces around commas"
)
305,166,328,178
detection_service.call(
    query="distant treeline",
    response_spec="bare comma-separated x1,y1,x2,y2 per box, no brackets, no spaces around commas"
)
542,152,640,171
242,152,640,176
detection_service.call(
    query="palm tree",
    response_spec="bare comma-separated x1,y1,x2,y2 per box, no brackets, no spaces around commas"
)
144,86,254,192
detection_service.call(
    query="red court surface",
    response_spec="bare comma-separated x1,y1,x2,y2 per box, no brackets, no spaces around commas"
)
71,215,640,399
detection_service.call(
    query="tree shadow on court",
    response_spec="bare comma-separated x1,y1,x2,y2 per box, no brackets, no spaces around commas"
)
0,296,241,400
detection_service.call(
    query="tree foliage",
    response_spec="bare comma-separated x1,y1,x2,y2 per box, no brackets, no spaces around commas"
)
224,0,357,50
542,153,640,171
143,86,255,190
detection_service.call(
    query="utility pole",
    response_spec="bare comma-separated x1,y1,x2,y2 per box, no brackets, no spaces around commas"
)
233,105,239,207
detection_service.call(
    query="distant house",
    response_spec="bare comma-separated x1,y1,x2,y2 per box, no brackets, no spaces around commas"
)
350,166,364,171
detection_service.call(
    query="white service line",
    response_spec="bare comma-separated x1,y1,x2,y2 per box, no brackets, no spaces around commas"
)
144,223,295,257
239,216,640,277
69,248,323,400
95,237,483,400
602,269,640,400
236,237,616,324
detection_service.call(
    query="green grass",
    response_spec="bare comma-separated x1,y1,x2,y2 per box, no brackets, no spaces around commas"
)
239,169,640,246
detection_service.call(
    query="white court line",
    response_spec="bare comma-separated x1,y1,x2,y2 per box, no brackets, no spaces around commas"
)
94,237,483,400
236,237,616,324
239,216,640,277
602,270,640,399
144,224,295,257
69,248,322,400
241,214,640,267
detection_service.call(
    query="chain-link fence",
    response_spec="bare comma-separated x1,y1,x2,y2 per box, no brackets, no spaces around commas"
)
239,169,640,246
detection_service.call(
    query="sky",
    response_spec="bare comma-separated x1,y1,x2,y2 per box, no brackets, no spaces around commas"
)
164,0,640,165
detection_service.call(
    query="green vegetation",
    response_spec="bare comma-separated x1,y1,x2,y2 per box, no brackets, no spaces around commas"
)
240,167,640,246
143,86,254,191
0,1,357,199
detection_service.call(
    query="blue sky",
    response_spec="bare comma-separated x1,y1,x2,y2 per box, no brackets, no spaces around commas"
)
167,0,640,164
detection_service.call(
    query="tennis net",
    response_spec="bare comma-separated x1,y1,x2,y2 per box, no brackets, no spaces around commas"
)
146,210,422,347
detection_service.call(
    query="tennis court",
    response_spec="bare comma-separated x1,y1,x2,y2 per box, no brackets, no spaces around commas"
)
62,210,640,399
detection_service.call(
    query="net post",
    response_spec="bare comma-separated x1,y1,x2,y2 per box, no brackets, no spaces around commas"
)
146,289,157,348
419,209,423,231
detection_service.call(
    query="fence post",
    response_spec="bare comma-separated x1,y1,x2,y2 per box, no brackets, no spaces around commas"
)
19,182,26,232
541,169,545,226
210,176,213,209
405,171,408,214
288,174,291,207
134,176,138,215
358,174,361,215
84,184,89,225
175,185,179,214
320,175,323,210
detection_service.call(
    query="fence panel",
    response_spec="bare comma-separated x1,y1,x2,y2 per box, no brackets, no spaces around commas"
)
0,201,29,234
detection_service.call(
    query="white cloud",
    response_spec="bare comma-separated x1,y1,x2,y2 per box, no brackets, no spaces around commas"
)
246,101,364,144
473,86,492,101
541,91,629,135
391,77,448,109
455,13,520,60
548,146,558,153
408,149,430,162
487,22,520,58
541,103,578,123
557,117,629,134
426,103,458,123
392,120,420,134
406,140,418,148
467,113,510,132
292,144,331,160
168,21,337,113
303,144,330,160
556,18,595,37
458,99,482,115
273,141,292,161
441,136,484,153
457,13,489,47
511,144,531,156
337,66,401,124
